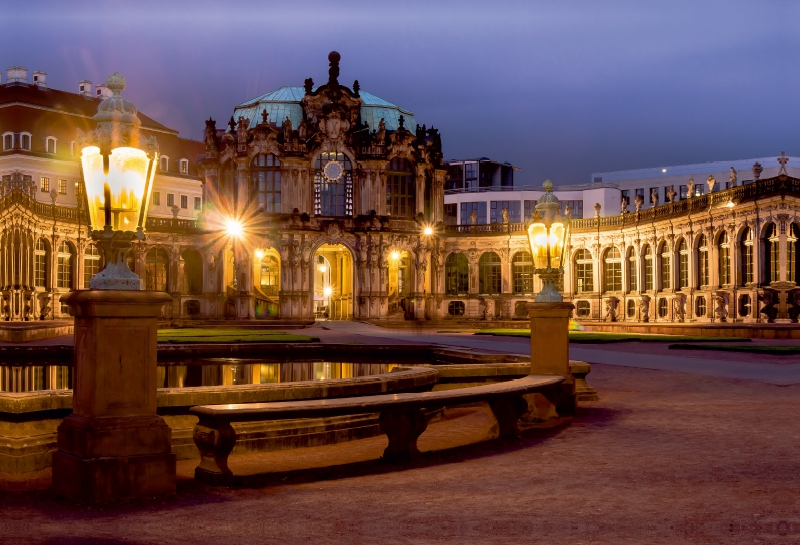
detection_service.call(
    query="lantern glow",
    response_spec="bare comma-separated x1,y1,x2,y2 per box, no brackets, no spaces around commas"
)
526,180,570,302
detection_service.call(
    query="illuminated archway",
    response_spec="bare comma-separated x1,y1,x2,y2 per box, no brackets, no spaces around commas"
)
312,244,354,320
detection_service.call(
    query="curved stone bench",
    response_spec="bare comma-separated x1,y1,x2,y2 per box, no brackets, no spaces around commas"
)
190,374,565,485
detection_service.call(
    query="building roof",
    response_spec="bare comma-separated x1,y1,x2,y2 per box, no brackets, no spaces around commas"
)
234,86,418,134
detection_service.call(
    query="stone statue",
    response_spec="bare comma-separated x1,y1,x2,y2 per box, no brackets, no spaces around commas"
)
204,118,217,150
758,288,778,323
282,116,293,141
752,161,763,181
375,118,386,144
672,296,685,323
729,167,737,187
687,178,695,198
713,292,728,322
261,109,268,124
236,116,249,143
639,295,651,322
502,207,509,224
470,209,477,225
788,289,800,323
666,187,677,203
38,292,51,320
304,77,314,95
621,198,628,214
298,119,307,140
778,151,789,175
650,188,659,206
634,194,644,212
707,174,716,193
328,51,340,85
604,297,619,322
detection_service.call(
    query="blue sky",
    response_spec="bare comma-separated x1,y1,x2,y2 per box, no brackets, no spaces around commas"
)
6,0,800,184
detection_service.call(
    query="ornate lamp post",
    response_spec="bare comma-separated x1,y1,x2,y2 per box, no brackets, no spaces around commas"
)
53,73,175,502
525,180,575,414
526,180,569,302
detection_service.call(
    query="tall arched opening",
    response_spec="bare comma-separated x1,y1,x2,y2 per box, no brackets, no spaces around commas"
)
313,244,353,320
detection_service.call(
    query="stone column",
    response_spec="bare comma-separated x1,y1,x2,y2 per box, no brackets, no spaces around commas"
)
53,290,175,502
526,302,575,414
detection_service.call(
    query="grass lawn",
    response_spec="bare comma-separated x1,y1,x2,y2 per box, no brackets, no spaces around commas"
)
157,328,319,343
669,343,800,355
474,329,752,344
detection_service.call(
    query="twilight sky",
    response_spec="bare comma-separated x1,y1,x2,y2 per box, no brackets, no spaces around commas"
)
6,0,800,185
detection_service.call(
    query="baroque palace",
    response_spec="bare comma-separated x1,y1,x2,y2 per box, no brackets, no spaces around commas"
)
2,53,800,324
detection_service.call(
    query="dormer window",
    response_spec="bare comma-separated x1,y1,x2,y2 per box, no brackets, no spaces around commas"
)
160,156,169,172
46,137,57,154
179,159,188,175
2,133,12,151
20,133,31,150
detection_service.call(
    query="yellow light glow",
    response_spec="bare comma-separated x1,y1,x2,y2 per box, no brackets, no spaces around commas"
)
81,145,152,231
318,265,327,273
323,286,333,297
726,201,735,208
423,226,433,236
391,251,400,260
255,249,265,259
225,218,244,238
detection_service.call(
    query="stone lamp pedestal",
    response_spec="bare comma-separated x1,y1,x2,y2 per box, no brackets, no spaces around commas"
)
526,302,576,415
53,290,175,502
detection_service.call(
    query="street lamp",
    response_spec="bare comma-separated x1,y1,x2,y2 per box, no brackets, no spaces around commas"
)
527,180,570,302
78,72,158,290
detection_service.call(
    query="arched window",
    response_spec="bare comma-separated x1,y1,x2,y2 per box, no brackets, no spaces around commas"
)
627,248,637,292
180,158,189,175
46,137,56,154
20,133,30,150
83,244,101,288
145,248,170,291
160,156,169,172
2,133,11,150
740,228,753,286
659,242,671,290
574,249,593,293
764,223,779,284
34,238,48,288
251,153,282,213
643,244,654,291
603,247,622,292
314,152,353,216
478,252,501,295
677,239,689,290
697,235,709,287
386,157,415,217
718,232,730,286
259,254,280,296
56,241,73,289
512,251,534,294
445,253,469,296
790,224,800,284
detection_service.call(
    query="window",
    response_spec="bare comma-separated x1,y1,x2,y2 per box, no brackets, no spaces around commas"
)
83,244,101,288
445,164,464,191
194,196,202,210
603,248,622,292
448,301,465,316
660,243,671,290
40,177,50,192
621,190,630,207
697,235,709,287
58,179,67,195
718,232,730,286
679,185,688,199
627,248,638,292
512,251,534,294
160,156,169,172
576,301,591,317
792,224,800,284
643,244,654,291
21,134,30,150
180,195,188,209
740,229,753,286
574,249,593,293
740,294,752,317
2,133,11,150
444,203,457,226
696,296,707,317
57,241,73,289
167,193,175,207
386,157,415,217
145,248,169,291
180,159,188,175
678,239,689,290
34,239,48,288
251,153,282,214
649,188,659,204
464,162,477,189
46,137,56,154
626,299,636,317
765,224,779,284
478,252,501,295
460,202,487,224
445,253,469,296
152,192,161,206
490,201,520,223
664,185,675,203
314,152,352,216
259,255,280,296
658,298,668,318
560,200,583,219
635,188,644,201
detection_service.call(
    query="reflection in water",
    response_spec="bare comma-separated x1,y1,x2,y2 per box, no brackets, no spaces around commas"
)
0,362,397,392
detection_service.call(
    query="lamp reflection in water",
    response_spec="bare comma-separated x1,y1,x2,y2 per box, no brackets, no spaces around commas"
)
78,72,159,290
526,180,570,302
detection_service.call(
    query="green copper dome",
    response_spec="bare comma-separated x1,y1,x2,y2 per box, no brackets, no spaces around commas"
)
234,86,417,133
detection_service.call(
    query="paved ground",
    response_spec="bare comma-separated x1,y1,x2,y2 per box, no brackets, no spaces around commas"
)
2,363,796,544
